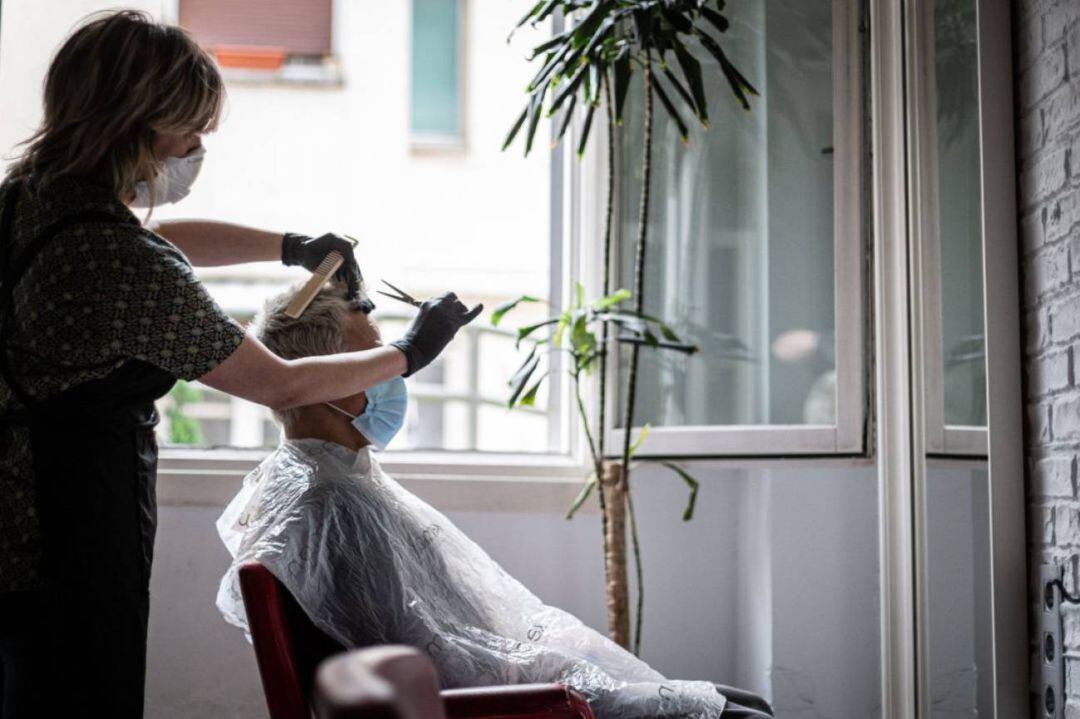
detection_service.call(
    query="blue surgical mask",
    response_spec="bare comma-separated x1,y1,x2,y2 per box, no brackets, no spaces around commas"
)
326,376,408,450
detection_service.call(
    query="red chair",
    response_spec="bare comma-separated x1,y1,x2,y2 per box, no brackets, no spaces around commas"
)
238,561,596,719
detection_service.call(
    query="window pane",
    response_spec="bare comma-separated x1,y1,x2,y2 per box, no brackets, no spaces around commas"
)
619,0,836,427
411,0,461,137
934,0,985,428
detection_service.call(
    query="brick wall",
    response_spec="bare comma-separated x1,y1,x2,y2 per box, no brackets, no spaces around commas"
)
1016,0,1080,706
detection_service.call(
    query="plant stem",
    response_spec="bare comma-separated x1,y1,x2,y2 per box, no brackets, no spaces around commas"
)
598,75,616,466
594,73,618,643
573,371,601,469
620,58,653,658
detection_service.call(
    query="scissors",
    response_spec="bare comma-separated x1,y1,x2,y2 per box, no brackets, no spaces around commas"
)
377,279,423,308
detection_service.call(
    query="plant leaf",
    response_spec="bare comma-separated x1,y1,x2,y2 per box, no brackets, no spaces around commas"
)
632,9,651,47
662,66,698,116
700,6,729,35
577,101,597,158
507,353,541,407
511,0,545,35
508,343,538,387
696,31,758,110
491,295,542,326
529,31,572,62
582,15,617,58
518,374,546,407
524,84,549,155
502,107,528,151
613,55,632,125
565,475,597,519
553,313,570,348
660,8,693,34
674,42,708,125
661,462,700,521
574,281,585,309
570,312,598,358
629,423,651,456
651,75,689,142
593,311,646,334
549,63,588,114
532,0,562,26
658,322,680,342
553,93,577,146
516,318,559,348
591,288,632,310
571,0,613,44
528,42,572,91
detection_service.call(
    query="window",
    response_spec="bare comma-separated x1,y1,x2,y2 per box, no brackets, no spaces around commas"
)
178,0,339,83
410,0,464,143
0,1,559,455
609,0,865,457
913,0,987,456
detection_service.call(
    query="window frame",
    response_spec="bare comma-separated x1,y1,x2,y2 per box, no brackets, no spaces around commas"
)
408,0,468,150
602,0,867,459
909,0,988,458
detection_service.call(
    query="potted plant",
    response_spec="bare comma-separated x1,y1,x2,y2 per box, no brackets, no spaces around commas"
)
495,0,756,655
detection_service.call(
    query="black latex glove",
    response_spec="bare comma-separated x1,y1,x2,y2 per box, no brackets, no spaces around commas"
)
282,232,371,309
390,292,484,377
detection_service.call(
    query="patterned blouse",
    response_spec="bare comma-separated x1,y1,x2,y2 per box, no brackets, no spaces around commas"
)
0,176,247,593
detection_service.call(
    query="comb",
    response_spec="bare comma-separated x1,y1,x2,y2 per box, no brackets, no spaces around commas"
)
284,251,344,319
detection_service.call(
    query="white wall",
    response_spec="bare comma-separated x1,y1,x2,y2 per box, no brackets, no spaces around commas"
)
147,463,884,719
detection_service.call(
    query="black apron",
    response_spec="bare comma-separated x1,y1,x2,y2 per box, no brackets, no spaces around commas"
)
0,183,175,718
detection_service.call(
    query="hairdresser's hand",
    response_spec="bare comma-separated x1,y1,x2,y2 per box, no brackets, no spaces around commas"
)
282,232,367,306
390,292,484,377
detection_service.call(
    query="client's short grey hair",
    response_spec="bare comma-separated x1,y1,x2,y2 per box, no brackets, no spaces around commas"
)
254,282,356,428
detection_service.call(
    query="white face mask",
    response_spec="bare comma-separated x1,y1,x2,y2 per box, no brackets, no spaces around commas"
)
131,145,205,208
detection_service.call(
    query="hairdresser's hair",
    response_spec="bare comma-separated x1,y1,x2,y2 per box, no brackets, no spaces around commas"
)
8,10,224,204
255,283,363,428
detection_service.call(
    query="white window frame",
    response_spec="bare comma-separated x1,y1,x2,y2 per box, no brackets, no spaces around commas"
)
603,0,867,458
408,0,468,151
908,0,988,458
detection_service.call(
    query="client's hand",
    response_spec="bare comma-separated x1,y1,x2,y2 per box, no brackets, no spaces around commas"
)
390,292,483,377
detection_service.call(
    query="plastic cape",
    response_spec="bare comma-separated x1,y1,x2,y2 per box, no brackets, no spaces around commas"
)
217,439,727,718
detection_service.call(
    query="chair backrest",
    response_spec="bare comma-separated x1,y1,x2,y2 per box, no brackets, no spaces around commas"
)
238,561,346,719
313,645,449,719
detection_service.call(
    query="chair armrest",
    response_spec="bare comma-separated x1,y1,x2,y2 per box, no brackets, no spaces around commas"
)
441,683,595,719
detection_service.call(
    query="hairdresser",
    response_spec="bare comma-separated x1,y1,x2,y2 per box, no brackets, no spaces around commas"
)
0,10,478,718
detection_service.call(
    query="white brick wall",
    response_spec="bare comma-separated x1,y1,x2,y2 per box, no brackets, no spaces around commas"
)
1017,0,1080,708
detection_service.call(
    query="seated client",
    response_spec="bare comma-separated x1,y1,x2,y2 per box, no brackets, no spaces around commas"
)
216,284,772,719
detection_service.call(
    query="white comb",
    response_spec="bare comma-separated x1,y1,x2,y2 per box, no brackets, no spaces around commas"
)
285,251,345,319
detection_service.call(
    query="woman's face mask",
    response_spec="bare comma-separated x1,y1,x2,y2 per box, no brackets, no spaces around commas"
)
326,376,409,450
131,145,205,208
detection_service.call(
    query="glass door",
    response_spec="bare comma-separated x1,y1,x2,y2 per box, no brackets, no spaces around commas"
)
905,0,1027,715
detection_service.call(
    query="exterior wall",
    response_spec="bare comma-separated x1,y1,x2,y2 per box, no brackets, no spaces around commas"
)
1015,0,1080,710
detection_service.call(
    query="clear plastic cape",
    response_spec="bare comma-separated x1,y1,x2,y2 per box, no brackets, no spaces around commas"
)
216,439,728,718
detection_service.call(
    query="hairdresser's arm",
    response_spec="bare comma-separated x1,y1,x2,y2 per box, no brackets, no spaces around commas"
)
150,220,282,266
198,334,407,410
